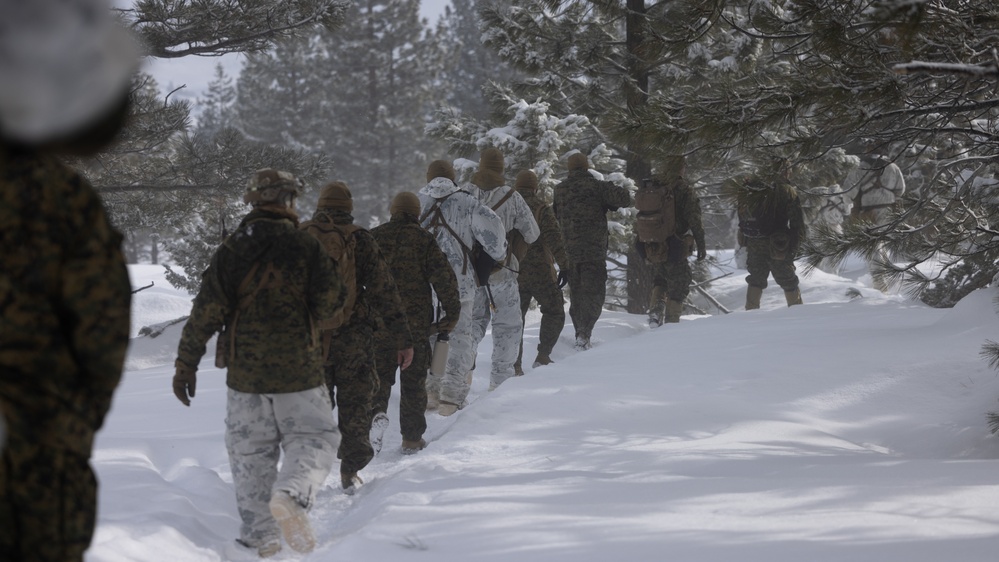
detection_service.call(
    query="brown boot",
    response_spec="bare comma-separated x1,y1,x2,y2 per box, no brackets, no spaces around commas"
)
532,353,553,367
647,286,666,327
514,364,524,376
785,287,803,306
665,299,683,323
401,438,427,455
746,286,763,310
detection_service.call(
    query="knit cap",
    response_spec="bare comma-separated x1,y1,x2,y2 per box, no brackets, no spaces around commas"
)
426,159,456,183
318,181,353,211
390,191,421,217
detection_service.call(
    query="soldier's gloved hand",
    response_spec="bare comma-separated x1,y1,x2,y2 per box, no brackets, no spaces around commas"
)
556,270,569,289
173,360,197,406
697,246,707,261
438,317,458,334
398,347,414,370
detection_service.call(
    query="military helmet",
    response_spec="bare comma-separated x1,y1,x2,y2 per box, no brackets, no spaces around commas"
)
244,168,302,205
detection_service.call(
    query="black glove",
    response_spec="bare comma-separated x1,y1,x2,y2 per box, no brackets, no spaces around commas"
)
697,246,707,261
173,360,197,406
556,270,569,289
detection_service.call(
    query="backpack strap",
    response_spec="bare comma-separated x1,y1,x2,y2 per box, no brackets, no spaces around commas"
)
491,188,516,212
422,191,477,275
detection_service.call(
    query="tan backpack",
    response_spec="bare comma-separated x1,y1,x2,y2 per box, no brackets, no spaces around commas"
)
635,178,677,244
300,220,360,332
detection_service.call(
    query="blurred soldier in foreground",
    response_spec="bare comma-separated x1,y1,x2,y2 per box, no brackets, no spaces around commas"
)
174,169,344,557
736,158,807,309
634,157,707,326
0,1,136,559
301,182,413,492
419,160,507,416
512,170,569,374
553,152,632,350
370,192,461,454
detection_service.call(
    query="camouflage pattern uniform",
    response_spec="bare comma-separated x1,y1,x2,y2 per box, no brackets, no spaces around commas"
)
513,172,569,369
370,206,460,443
0,145,131,562
737,172,807,307
468,149,540,391
418,162,507,409
304,207,413,478
640,176,706,323
176,197,344,551
552,157,632,346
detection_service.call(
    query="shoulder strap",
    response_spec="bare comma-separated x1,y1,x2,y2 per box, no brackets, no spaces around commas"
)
491,188,516,212
421,191,475,275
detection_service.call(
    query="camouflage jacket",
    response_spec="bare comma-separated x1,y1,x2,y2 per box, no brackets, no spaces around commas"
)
471,183,540,283
370,213,461,339
737,177,807,245
516,187,569,285
0,144,131,456
312,209,413,351
177,208,344,394
673,178,706,252
418,177,507,301
552,169,632,263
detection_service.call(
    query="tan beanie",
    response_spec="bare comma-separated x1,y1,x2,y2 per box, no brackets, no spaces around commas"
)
390,191,421,217
479,148,504,175
426,159,456,183
515,170,538,191
318,180,353,211
567,153,589,171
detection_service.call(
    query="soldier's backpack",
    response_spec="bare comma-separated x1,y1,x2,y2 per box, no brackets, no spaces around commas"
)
635,178,676,244
737,180,782,237
299,219,360,332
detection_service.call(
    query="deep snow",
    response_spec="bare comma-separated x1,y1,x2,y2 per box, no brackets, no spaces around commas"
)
87,252,999,561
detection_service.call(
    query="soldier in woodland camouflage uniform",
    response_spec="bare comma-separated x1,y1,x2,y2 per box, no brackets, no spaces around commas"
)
302,182,413,491
736,158,807,309
552,152,632,350
370,192,461,454
636,157,707,326
512,170,570,374
174,169,344,557
0,2,136,559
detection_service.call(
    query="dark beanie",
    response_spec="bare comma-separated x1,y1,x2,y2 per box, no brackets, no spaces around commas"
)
390,191,421,217
515,170,539,191
479,148,504,175
567,153,589,171
318,181,353,211
426,159,456,182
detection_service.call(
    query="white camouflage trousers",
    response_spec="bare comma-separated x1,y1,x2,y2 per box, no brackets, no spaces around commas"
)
430,297,476,406
470,277,523,390
224,386,339,547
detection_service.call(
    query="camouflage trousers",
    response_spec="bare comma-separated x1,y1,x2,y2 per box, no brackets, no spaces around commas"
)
326,321,379,475
470,277,524,390
224,386,338,548
516,275,565,365
373,332,431,442
0,430,96,561
431,298,476,406
651,258,692,303
567,260,608,339
744,237,799,291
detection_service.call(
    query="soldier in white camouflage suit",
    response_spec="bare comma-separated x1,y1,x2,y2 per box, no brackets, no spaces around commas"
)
467,148,540,397
174,169,344,558
419,160,507,416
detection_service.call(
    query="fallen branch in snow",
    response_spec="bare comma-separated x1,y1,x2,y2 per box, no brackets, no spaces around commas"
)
137,316,189,339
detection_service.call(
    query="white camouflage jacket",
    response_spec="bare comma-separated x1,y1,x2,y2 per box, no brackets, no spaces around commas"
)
419,177,507,300
471,183,541,284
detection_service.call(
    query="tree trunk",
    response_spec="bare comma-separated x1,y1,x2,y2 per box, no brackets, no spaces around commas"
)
624,0,652,313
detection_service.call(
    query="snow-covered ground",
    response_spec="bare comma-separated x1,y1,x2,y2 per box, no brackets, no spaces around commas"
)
88,252,999,561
